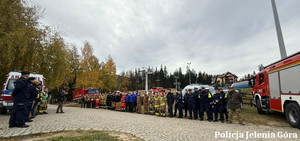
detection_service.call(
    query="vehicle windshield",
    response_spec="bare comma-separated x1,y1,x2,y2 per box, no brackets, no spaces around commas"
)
87,89,99,94
6,79,17,91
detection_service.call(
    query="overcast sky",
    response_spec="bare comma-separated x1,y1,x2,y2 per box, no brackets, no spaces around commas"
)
28,0,300,77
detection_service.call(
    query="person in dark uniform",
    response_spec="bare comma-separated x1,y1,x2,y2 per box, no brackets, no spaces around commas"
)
199,87,212,121
187,89,196,120
166,89,174,118
193,87,199,119
220,88,229,122
213,88,224,123
125,93,131,112
175,89,183,118
26,77,37,120
9,71,30,128
81,95,86,108
183,89,188,118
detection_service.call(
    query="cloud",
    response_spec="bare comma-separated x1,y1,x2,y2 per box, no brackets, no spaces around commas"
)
29,0,300,77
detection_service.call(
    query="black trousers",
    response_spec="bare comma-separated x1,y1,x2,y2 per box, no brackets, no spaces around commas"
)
9,102,26,126
184,103,188,117
214,104,224,121
188,103,196,119
126,102,130,112
200,103,211,120
174,103,178,116
168,103,173,117
223,104,228,120
178,104,183,118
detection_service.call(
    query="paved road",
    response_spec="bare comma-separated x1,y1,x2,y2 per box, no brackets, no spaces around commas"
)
0,105,299,141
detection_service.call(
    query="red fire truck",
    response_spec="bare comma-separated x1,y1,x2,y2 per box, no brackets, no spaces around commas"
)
72,88,99,102
251,51,300,128
151,87,167,94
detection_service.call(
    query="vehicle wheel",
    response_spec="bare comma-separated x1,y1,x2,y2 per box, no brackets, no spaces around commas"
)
0,107,7,114
285,103,300,128
256,99,265,114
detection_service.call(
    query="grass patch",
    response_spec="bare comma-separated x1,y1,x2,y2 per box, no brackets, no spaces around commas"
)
4,130,142,141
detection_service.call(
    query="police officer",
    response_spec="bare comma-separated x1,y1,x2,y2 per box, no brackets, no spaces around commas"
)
199,87,212,121
193,87,200,119
183,89,189,118
166,89,174,118
220,88,229,122
175,89,183,118
187,89,196,120
26,77,37,121
227,87,244,125
9,71,30,128
213,88,224,123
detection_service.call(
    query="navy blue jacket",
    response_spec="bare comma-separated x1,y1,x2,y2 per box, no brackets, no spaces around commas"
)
199,91,212,103
167,92,174,105
213,93,224,105
187,93,196,105
12,77,28,102
176,93,183,105
28,82,37,102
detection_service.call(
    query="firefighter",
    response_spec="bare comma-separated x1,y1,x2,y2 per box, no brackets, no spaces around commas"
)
183,89,189,118
213,88,224,123
87,96,91,108
91,96,96,108
116,92,122,111
149,93,155,115
106,93,111,109
187,89,196,120
227,87,244,125
137,93,142,114
175,89,183,118
199,87,212,121
220,88,229,121
39,87,48,114
154,92,160,116
31,81,41,117
143,92,149,114
159,93,166,117
166,89,174,118
9,71,30,128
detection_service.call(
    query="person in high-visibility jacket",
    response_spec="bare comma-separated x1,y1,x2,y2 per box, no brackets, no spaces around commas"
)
91,97,95,108
96,96,100,109
154,93,160,116
159,93,166,117
143,92,149,114
39,87,48,114
149,93,155,115
220,88,228,121
199,87,212,121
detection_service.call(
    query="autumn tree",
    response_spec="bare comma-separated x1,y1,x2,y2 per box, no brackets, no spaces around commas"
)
99,55,117,92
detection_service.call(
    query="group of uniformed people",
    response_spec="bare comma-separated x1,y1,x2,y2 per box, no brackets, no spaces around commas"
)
87,86,244,125
9,71,49,128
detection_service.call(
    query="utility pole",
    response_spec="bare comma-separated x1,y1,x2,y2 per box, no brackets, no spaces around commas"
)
271,0,287,59
174,76,179,90
187,63,191,85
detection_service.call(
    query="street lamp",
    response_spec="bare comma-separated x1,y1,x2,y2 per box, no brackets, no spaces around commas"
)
140,68,153,94
187,63,191,85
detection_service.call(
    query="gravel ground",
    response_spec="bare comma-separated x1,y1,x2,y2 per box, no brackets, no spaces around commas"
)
0,104,299,141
